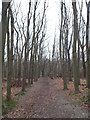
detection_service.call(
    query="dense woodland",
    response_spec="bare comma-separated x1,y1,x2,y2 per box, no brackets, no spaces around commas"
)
1,0,90,116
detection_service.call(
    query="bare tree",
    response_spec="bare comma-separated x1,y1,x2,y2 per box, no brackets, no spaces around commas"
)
72,1,79,92
22,0,32,91
6,6,14,101
0,20,2,119
2,2,10,78
86,1,90,89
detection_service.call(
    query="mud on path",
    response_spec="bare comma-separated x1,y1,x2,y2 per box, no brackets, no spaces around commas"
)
4,77,88,118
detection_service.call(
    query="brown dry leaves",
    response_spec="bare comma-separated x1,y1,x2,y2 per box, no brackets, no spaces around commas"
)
2,81,22,100
54,77,88,109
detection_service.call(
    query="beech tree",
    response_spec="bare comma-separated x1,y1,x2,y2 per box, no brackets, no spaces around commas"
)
22,0,32,91
0,20,2,119
72,1,79,92
86,1,90,89
7,6,14,101
2,3,10,78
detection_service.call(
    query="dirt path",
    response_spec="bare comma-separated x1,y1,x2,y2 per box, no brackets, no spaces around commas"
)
5,77,88,118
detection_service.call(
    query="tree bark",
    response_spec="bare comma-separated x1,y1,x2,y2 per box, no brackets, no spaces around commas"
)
67,50,72,81
0,20,2,119
7,9,11,101
86,2,90,89
81,47,86,78
72,1,79,93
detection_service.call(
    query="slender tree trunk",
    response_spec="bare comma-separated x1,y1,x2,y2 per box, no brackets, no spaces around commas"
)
7,8,14,100
0,20,2,118
7,10,11,101
18,57,21,81
73,41,79,92
14,56,18,79
59,2,63,60
30,48,34,84
22,1,31,90
2,3,9,78
38,55,40,78
22,48,27,92
10,8,14,81
67,50,72,81
62,47,68,90
81,47,86,78
72,1,79,93
28,55,31,87
86,2,90,89
77,39,80,85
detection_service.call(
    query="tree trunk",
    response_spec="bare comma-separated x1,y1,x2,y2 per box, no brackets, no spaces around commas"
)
62,46,68,90
22,46,27,92
0,21,2,118
7,8,14,100
81,47,86,78
22,1,31,90
18,57,21,81
72,1,79,93
10,8,14,80
77,39,80,85
14,56,18,79
73,41,79,93
2,3,10,78
86,2,90,89
28,55,31,87
7,10,11,101
67,50,72,81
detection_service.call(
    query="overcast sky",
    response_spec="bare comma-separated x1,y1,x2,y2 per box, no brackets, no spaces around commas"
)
13,0,60,49
0,0,89,50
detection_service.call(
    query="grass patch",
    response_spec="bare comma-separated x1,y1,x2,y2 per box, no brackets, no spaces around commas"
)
3,99,19,115
15,91,26,96
63,88,69,90
4,99,19,109
82,95,88,103
68,91,73,95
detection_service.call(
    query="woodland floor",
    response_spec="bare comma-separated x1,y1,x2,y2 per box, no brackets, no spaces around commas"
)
3,77,89,118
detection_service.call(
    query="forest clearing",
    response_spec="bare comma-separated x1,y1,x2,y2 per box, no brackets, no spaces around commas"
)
0,0,90,119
